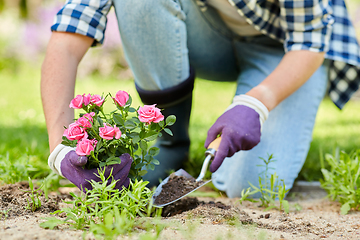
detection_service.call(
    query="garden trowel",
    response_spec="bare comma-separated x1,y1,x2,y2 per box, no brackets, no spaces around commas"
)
151,137,222,207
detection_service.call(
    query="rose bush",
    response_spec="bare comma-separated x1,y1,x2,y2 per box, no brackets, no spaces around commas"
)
61,90,176,181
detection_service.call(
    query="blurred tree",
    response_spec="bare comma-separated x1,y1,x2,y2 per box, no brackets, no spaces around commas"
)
20,0,28,18
1,0,43,19
0,0,4,12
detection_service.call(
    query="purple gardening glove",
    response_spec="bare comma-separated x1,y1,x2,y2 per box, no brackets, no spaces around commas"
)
60,151,132,192
205,105,262,172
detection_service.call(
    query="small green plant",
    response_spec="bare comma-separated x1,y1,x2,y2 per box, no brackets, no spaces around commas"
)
320,148,360,214
21,177,42,212
36,172,64,200
0,209,11,229
40,168,164,239
239,154,290,213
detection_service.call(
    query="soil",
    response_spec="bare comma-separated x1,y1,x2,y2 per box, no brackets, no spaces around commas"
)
0,182,71,219
1,182,360,240
153,173,204,206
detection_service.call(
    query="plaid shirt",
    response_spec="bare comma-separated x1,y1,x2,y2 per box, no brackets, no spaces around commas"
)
52,0,360,109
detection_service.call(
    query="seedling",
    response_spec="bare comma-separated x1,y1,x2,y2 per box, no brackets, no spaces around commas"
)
0,209,10,229
21,177,42,212
239,154,290,213
320,148,360,214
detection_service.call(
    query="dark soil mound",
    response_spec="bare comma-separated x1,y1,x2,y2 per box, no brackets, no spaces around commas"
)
0,182,71,219
161,197,231,217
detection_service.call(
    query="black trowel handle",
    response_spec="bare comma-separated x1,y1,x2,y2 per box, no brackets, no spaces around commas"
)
196,137,222,182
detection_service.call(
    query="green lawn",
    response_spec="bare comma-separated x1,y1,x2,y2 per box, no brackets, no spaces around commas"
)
1,65,359,183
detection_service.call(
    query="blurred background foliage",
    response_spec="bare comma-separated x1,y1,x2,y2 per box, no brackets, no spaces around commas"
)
0,0,360,184
0,0,132,79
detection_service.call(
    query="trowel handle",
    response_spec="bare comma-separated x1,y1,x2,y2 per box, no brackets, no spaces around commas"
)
207,136,222,151
196,137,222,182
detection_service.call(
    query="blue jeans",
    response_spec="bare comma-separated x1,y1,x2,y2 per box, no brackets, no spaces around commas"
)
113,0,328,197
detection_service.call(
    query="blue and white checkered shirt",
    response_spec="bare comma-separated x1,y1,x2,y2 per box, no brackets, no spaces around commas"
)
52,0,360,109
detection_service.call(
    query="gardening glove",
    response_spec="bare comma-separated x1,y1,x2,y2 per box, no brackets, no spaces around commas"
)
48,144,132,192
205,94,269,172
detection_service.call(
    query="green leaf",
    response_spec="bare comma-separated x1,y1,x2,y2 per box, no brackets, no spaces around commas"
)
158,121,164,128
151,159,160,165
113,113,124,126
107,160,121,166
97,116,104,126
138,170,148,176
95,139,103,152
139,141,148,151
135,163,145,169
40,217,65,230
282,200,289,214
28,177,33,190
125,120,137,129
166,115,176,126
264,205,277,211
340,185,350,194
130,117,141,125
139,130,146,139
144,132,159,141
127,95,133,106
149,147,160,156
127,132,139,138
106,156,120,163
131,135,140,144
147,164,155,171
163,128,173,136
340,202,351,215
129,107,137,113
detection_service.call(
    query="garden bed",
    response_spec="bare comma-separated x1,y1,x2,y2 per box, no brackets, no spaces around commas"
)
0,182,359,239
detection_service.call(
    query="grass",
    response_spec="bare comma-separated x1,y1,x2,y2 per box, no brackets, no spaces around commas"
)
1,64,359,183
300,98,360,180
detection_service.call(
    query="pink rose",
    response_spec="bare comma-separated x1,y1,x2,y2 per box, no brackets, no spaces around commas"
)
138,104,164,123
99,123,121,140
77,116,92,129
90,94,105,107
69,95,84,109
83,112,95,122
69,94,91,109
113,90,129,107
63,122,88,141
76,138,97,156
83,94,91,106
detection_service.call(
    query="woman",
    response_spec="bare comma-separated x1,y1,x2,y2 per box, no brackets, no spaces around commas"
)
43,0,360,196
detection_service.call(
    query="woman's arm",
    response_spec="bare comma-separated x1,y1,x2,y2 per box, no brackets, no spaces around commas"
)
41,32,93,152
246,50,325,111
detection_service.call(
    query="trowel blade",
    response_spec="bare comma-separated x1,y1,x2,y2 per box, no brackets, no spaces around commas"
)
151,169,211,208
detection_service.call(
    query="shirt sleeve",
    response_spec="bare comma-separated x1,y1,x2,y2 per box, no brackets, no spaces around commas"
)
279,0,334,53
51,0,113,46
